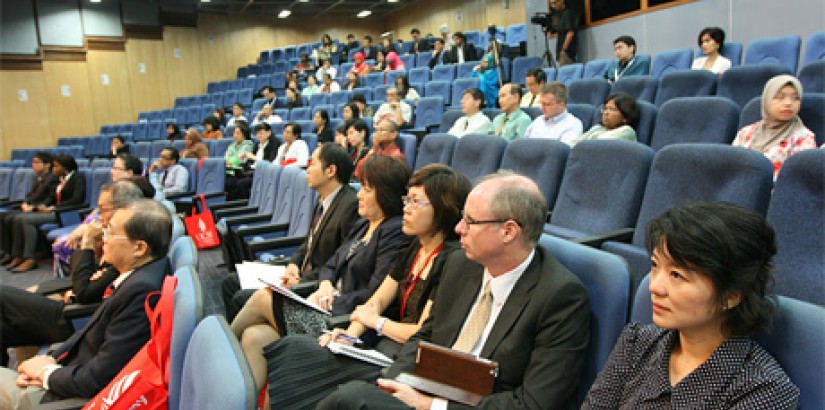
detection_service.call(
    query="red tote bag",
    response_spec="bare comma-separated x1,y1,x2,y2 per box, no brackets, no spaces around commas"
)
82,275,177,410
184,194,220,249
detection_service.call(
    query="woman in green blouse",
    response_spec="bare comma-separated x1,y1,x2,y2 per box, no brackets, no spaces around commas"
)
225,121,254,168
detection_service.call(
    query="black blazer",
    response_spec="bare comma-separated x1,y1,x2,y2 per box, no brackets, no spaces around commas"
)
413,39,431,54
317,216,410,315
428,51,444,69
443,43,478,64
316,127,334,144
69,249,120,304
291,185,359,280
50,172,86,208
385,246,591,410
26,172,58,206
360,46,378,60
45,257,170,401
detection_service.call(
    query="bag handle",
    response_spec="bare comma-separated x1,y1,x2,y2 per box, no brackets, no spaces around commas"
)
190,193,207,215
143,275,177,384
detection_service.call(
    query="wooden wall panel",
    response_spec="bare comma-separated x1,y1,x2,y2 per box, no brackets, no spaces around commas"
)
387,0,526,39
124,38,172,113
42,61,96,138
163,27,206,97
197,13,234,85
0,71,52,155
86,50,134,129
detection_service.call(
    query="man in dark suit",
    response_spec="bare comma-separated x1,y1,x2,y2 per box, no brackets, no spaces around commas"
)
410,28,430,54
0,199,172,408
360,35,377,60
221,142,359,321
443,32,478,64
318,172,590,410
429,38,446,69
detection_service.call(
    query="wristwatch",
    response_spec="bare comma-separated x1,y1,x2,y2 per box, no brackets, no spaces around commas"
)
375,317,388,336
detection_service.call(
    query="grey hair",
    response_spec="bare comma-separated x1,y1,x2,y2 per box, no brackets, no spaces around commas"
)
123,199,173,258
480,171,547,246
107,180,145,209
540,81,568,104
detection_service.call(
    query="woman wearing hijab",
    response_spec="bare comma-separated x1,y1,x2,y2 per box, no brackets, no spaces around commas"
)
471,54,500,108
732,74,816,179
350,52,370,77
383,50,406,72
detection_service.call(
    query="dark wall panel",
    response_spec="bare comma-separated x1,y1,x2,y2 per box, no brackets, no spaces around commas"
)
81,0,123,37
36,0,85,47
1,0,40,54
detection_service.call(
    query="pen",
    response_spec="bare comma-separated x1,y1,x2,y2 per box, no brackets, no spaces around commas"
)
323,330,363,346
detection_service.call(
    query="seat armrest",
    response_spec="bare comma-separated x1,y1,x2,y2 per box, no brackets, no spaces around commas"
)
291,280,318,297
572,228,635,248
210,199,250,213
326,314,351,330
63,302,101,319
215,205,259,220
32,398,88,410
164,191,195,200
245,235,306,260
235,222,290,238
224,213,274,229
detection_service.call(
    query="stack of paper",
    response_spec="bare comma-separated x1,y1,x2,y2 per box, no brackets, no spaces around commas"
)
236,261,285,290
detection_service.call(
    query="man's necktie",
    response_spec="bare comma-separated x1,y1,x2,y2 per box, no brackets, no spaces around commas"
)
495,114,509,136
452,281,493,352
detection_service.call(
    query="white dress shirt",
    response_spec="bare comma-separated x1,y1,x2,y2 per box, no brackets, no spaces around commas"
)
523,110,583,146
447,111,492,137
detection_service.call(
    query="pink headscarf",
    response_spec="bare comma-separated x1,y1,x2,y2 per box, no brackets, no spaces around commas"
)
385,51,405,71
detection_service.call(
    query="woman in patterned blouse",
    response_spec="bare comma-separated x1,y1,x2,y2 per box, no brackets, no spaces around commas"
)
732,75,816,180
582,201,799,409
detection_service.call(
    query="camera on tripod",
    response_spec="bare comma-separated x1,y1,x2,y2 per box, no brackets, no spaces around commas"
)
531,12,556,33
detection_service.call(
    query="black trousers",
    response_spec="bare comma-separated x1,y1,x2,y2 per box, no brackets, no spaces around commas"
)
0,286,74,366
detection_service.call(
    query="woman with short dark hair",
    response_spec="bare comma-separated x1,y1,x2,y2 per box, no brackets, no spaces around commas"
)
692,27,731,75
581,201,799,409
202,115,224,140
573,92,639,145
313,109,333,144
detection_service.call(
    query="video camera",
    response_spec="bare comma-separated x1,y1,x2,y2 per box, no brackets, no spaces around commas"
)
531,12,555,33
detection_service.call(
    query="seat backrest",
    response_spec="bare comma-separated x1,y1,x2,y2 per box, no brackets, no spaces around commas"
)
414,133,458,170
169,236,199,272
556,63,584,86
438,109,464,133
132,141,152,160
649,97,740,151
286,169,317,237
650,48,694,78
269,166,299,224
0,168,13,199
181,315,256,410
797,60,825,93
364,71,385,88
799,93,825,146
511,56,541,85
506,23,527,46
745,35,802,73
407,67,430,86
654,70,718,107
583,59,611,79
8,169,33,202
397,133,417,169
196,158,225,195
539,233,632,406
151,140,171,160
169,265,204,410
90,168,112,207
567,103,596,131
450,78,480,108
432,65,456,82
738,96,762,129
424,81,451,105
717,64,793,108
766,149,824,305
610,75,658,103
549,140,654,239
212,139,234,158
178,158,199,193
450,134,507,182
499,138,569,207
634,101,658,146
329,90,351,107
568,78,611,107
414,96,444,129
803,31,825,66
456,61,476,78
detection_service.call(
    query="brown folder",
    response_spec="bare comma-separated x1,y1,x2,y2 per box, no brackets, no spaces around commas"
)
395,341,498,406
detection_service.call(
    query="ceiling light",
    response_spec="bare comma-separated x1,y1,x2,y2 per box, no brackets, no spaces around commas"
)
299,0,309,2
357,10,372,18
90,0,101,3
201,0,210,3
388,0,398,2
278,9,291,18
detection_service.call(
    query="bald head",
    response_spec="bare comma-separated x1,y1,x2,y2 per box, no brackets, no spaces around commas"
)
475,171,546,245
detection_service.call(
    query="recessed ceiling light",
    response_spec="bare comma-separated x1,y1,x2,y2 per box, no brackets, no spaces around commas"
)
357,10,372,18
387,0,398,3
201,0,210,3
299,0,309,2
278,9,291,18
90,0,101,3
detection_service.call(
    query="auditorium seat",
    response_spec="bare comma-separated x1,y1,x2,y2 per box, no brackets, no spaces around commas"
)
413,133,457,170
745,35,802,73
583,59,611,79
450,78,480,108
397,133,417,169
650,49,693,78
399,54,415,69
434,109,461,134
797,60,825,93
309,93,330,110
511,56,541,85
450,134,507,182
717,64,793,108
543,67,557,82
505,24,527,52
653,70,718,106
567,103,596,131
803,31,825,65
499,139,569,207
568,78,611,107
364,72,385,88
610,75,658,103
457,61,477,78
407,67,430,87
411,96,444,131
432,65,457,82
545,140,653,242
415,53,432,68
602,144,774,289
556,63,583,86
649,97,740,151
799,93,825,146
386,70,406,86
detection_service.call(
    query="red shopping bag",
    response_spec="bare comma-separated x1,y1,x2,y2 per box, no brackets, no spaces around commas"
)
82,276,177,410
184,194,220,249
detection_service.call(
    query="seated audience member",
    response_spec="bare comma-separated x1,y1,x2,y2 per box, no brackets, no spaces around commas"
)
372,50,387,72
106,136,129,159
384,51,406,72
521,67,546,107
52,155,148,274
213,108,226,126
443,31,478,64
395,75,420,105
285,88,303,109
261,85,278,107
605,35,648,83
293,53,315,80
223,122,255,170
692,27,732,75
380,36,397,55
0,181,145,367
733,75,816,180
351,93,374,117
252,104,283,127
343,71,361,91
0,199,171,408
340,33,358,60
439,24,452,51
429,38,446,69
524,82,583,145
318,171,590,410
360,35,378,60
335,122,349,147
492,83,533,141
582,201,800,409
314,109,334,144
221,142,359,320
226,102,248,127
345,119,372,174
315,58,338,82
227,122,278,201
350,52,370,77
230,156,411,405
6,154,86,273
275,122,310,167
573,92,639,145
166,123,182,141
355,120,408,179
320,73,341,94
261,165,470,410
342,102,361,123
180,128,210,159
148,147,189,197
471,54,500,108
201,115,224,140
410,28,431,54
448,88,492,137
287,79,301,94
374,87,412,127
313,34,338,65
0,152,57,267
301,75,321,98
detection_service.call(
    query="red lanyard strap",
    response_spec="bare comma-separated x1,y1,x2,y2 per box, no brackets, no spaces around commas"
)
400,242,443,319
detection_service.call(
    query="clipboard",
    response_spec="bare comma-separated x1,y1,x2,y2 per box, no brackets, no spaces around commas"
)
395,341,498,406
258,278,331,315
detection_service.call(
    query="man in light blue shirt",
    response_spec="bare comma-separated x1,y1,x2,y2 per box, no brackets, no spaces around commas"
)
523,82,582,146
148,147,189,197
491,83,533,141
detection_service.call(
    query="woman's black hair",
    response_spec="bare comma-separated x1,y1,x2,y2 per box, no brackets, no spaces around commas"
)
698,27,726,53
605,92,640,129
53,153,78,173
359,155,410,219
408,164,471,240
203,116,221,131
344,102,361,120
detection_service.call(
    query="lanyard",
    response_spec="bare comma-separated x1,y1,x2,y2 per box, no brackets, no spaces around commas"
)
614,57,635,81
400,242,444,319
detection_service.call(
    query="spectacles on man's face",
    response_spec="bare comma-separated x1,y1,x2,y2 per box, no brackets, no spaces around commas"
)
461,211,514,226
402,196,431,209
102,226,130,242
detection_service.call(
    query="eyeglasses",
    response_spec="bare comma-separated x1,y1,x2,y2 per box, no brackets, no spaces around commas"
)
461,211,518,226
402,196,431,209
102,226,130,241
